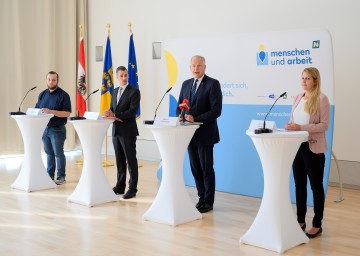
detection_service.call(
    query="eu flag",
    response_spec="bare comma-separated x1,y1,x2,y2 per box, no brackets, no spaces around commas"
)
128,34,140,118
100,36,114,115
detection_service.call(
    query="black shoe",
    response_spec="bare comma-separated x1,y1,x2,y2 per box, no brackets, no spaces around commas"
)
198,203,213,213
113,187,125,195
300,223,306,232
123,190,136,199
306,227,322,239
196,201,204,210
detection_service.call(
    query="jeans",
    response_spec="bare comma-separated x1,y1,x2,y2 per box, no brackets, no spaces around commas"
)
42,125,67,179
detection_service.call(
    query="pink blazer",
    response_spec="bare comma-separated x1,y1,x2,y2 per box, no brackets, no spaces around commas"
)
290,92,330,154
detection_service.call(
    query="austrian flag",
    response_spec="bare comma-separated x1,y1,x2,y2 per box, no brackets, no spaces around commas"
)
76,36,87,116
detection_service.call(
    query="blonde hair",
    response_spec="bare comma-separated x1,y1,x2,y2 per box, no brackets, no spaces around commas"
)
303,67,321,115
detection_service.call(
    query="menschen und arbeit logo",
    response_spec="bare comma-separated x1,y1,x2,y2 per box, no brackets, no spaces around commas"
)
257,42,317,66
256,44,268,66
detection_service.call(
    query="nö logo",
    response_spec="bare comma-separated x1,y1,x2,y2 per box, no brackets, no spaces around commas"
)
312,40,320,48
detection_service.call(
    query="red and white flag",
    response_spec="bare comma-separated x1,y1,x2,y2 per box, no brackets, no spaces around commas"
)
76,35,87,116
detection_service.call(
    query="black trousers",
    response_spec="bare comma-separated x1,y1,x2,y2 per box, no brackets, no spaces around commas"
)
112,136,138,192
188,142,215,206
293,142,325,228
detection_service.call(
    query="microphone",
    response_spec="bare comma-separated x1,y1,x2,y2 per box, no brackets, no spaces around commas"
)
179,99,190,122
144,87,172,125
10,86,37,115
255,92,286,134
70,89,99,120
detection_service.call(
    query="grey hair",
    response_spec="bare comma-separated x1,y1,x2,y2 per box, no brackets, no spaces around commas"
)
191,55,206,64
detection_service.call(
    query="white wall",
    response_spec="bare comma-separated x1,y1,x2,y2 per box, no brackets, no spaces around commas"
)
87,0,360,163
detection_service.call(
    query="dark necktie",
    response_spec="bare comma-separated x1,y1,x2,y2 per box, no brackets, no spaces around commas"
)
191,79,198,99
117,87,123,104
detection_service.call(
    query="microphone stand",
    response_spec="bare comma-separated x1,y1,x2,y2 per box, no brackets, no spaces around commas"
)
70,89,99,120
180,108,186,123
144,87,172,124
10,86,37,115
255,92,286,134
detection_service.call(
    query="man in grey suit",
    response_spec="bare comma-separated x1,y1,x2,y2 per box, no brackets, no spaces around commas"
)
104,66,140,199
176,55,222,213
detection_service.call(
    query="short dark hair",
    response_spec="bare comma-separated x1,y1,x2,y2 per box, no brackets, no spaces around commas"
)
47,71,59,80
116,66,127,73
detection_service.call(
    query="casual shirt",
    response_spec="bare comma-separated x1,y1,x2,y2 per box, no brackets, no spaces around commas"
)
35,87,71,127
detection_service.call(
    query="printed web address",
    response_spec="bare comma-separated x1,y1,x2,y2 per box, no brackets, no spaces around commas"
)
256,112,290,117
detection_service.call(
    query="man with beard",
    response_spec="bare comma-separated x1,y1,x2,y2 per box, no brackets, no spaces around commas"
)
35,71,71,185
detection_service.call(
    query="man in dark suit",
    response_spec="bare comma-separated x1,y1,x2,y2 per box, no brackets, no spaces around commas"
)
104,66,140,199
176,55,222,213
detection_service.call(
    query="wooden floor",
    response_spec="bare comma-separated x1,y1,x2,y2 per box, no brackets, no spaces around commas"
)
1,151,359,255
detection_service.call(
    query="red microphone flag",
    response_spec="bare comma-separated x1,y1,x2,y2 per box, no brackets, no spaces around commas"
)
179,99,190,111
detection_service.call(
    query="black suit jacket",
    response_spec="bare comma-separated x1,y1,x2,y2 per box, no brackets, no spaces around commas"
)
176,75,222,145
110,84,140,137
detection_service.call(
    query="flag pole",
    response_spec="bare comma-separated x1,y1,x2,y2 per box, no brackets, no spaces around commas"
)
102,134,114,167
102,23,114,167
75,24,85,165
128,22,142,168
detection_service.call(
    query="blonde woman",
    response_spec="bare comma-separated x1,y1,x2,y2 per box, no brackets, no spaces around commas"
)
285,67,330,239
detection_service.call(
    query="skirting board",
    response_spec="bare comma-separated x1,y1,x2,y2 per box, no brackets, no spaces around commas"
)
329,159,360,188
101,136,360,188
101,136,161,162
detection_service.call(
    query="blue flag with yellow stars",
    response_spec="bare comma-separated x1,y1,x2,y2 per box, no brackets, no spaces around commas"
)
128,34,140,118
